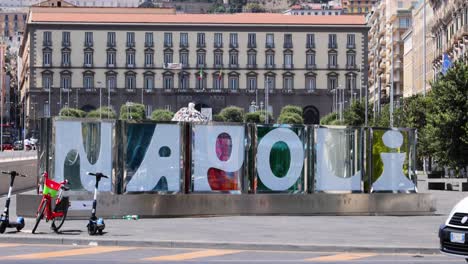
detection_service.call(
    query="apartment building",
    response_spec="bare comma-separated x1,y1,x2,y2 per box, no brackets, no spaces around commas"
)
0,9,28,42
403,0,434,97
342,0,379,14
19,7,368,133
367,0,416,112
430,0,468,75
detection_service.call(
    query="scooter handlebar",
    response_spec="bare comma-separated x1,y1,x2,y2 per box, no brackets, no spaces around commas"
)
87,172,109,179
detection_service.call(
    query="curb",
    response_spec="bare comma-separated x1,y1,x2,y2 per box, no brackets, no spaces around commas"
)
1,235,440,254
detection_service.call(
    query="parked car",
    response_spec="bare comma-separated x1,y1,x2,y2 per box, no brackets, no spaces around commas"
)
0,143,13,151
439,197,468,261
13,140,24,150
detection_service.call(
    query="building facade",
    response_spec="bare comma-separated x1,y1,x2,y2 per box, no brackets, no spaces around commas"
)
284,2,343,16
19,8,368,134
0,0,142,7
403,0,434,97
430,0,468,75
342,0,379,14
366,0,416,113
0,9,28,42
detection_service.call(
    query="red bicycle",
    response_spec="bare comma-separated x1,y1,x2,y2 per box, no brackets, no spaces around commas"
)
32,172,70,234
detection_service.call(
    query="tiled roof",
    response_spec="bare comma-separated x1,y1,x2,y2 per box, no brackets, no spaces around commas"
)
30,11,366,25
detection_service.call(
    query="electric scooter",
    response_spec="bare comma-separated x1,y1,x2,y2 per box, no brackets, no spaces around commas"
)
86,172,108,235
0,171,27,233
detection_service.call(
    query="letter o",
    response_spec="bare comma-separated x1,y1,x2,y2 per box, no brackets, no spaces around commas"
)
257,128,304,191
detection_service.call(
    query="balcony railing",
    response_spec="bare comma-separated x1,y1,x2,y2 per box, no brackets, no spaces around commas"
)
164,42,173,48
283,43,293,49
229,43,238,48
229,63,239,69
247,64,257,69
197,42,206,48
43,41,52,47
107,42,116,48
126,42,135,48
265,43,275,49
84,41,93,47
144,42,154,48
346,64,357,70
265,64,276,69
214,42,223,48
328,43,337,49
213,63,223,68
306,64,316,70
83,63,93,68
61,41,70,47
179,43,189,48
248,43,257,48
283,64,294,69
327,64,338,69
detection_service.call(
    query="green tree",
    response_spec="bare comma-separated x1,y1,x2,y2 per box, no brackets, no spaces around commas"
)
320,111,338,125
86,107,117,119
277,112,303,124
219,106,245,122
120,103,146,121
150,109,174,121
279,105,302,117
59,107,85,118
425,62,468,172
244,2,266,12
245,112,261,123
212,114,226,122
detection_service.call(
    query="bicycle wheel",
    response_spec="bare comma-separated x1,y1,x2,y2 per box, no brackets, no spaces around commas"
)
32,200,46,234
51,206,68,233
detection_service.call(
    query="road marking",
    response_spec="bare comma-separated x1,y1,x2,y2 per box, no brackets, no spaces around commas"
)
3,246,134,260
0,243,20,248
305,253,377,262
143,249,242,261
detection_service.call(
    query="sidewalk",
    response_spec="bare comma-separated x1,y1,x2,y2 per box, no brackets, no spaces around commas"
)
1,190,461,254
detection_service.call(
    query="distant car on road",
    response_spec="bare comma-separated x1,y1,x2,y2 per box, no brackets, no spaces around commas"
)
440,197,468,261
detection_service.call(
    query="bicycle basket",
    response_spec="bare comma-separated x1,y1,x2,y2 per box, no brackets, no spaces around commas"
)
43,178,61,198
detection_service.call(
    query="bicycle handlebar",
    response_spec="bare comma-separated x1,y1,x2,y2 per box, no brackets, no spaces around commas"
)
87,172,109,179
2,171,27,177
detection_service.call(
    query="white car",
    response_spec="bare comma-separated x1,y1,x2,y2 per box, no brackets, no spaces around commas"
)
440,197,468,261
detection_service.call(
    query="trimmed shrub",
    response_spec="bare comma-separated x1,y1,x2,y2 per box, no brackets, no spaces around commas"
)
245,112,261,123
212,114,226,122
151,109,174,121
120,103,146,121
219,106,244,122
59,107,85,118
86,107,117,119
280,105,302,117
277,112,304,124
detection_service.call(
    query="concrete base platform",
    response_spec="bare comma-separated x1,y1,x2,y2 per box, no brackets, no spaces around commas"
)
17,193,436,218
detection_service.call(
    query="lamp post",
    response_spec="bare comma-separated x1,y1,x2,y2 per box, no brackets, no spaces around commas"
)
59,84,62,110
265,77,271,124
107,79,110,110
49,85,52,117
390,23,394,127
97,81,102,119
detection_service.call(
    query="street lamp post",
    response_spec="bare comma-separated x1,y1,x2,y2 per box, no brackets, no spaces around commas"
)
97,81,102,119
265,77,271,124
49,85,52,117
390,23,394,127
107,79,110,110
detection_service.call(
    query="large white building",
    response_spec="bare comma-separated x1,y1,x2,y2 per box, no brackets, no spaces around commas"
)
19,7,368,134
